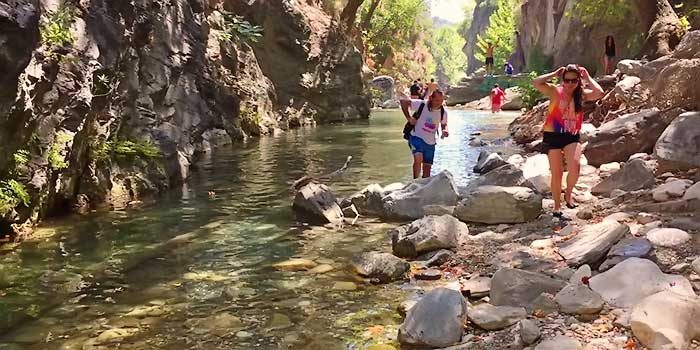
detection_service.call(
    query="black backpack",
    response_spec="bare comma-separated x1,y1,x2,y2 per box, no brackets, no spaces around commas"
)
402,103,445,140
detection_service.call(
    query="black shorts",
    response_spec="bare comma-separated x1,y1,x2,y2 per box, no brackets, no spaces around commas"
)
542,132,580,151
485,57,494,65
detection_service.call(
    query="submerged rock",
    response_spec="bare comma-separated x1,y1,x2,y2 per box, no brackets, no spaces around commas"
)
398,288,468,348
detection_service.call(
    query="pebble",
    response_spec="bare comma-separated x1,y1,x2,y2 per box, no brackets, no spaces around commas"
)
235,331,252,338
577,208,594,220
415,268,442,280
332,281,358,290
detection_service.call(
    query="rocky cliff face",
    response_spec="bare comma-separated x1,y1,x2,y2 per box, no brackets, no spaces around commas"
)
0,0,369,237
513,0,647,74
463,0,496,74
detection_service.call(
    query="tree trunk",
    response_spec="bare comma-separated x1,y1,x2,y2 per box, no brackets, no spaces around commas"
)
340,0,365,30
360,0,381,32
634,0,684,59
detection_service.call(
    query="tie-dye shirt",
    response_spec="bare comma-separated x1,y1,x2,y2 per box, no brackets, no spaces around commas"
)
543,86,583,135
410,99,448,145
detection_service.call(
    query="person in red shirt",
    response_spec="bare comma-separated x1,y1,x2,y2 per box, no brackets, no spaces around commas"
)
490,84,505,113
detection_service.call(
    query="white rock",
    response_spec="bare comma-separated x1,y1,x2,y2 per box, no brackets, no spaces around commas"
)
638,220,663,236
507,154,525,168
599,162,621,175
535,335,582,350
558,220,629,267
629,152,650,161
646,228,691,247
631,291,700,350
683,181,700,200
652,179,693,202
522,154,551,193
569,265,592,285
589,258,695,308
604,212,632,222
530,238,554,249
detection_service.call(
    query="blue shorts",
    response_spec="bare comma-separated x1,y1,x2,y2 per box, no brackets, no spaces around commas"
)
409,135,436,164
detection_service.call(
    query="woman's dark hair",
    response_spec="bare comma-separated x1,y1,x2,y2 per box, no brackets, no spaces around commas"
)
562,64,583,113
605,35,615,51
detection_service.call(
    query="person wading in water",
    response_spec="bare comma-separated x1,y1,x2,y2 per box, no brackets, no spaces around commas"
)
400,90,449,179
533,64,604,219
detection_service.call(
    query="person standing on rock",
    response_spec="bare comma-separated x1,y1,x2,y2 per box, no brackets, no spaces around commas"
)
485,42,496,76
400,90,449,179
533,64,604,219
603,35,616,75
490,84,505,113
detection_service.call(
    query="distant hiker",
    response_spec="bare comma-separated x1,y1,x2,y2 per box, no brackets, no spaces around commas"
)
426,78,439,97
504,62,514,76
400,90,449,179
490,84,505,113
603,35,616,75
533,64,604,219
485,42,496,75
409,80,421,99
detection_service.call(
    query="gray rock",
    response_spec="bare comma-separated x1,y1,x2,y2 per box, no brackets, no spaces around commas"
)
569,265,591,285
652,179,693,202
599,238,653,271
520,319,541,345
693,257,700,275
631,291,700,350
534,335,582,350
646,228,691,247
382,171,460,219
521,154,552,193
369,75,395,102
554,284,604,315
461,276,491,298
398,288,468,348
292,182,344,224
416,249,454,268
389,215,468,258
655,111,700,171
348,184,384,216
591,159,656,196
589,258,695,308
467,303,526,330
576,208,594,220
617,59,645,76
672,30,700,59
454,186,542,224
584,109,666,167
668,216,700,232
557,220,629,267
422,205,455,216
415,269,442,280
350,252,410,283
530,292,559,315
461,164,537,195
473,151,508,174
490,268,566,310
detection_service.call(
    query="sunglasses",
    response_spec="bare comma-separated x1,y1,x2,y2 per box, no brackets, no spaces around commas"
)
563,78,579,84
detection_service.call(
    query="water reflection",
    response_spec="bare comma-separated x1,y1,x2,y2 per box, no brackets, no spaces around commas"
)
0,109,518,349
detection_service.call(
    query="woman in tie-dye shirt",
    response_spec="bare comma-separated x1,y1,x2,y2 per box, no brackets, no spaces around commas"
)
533,64,604,219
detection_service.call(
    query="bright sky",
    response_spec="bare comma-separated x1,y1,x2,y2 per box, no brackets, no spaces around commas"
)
430,0,471,24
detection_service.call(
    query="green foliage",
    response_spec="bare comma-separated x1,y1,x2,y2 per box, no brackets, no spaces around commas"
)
517,71,546,109
216,12,263,43
0,180,30,216
475,0,516,69
94,139,162,161
48,132,71,170
526,44,552,73
360,0,432,79
429,26,467,84
679,16,691,32
568,0,632,27
40,5,75,47
13,150,29,166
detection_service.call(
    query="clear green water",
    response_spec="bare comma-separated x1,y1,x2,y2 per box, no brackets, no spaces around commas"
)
0,109,517,349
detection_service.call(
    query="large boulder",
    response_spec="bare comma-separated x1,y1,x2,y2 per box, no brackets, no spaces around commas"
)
652,179,693,202
473,151,507,174
490,268,566,310
521,154,551,193
508,101,549,145
461,164,536,195
389,215,468,258
292,182,344,224
631,291,700,350
654,111,700,171
369,75,395,102
613,75,646,107
672,30,700,60
557,220,629,267
467,303,526,330
351,252,410,283
591,159,656,196
617,59,645,76
584,109,666,167
598,238,654,272
381,171,459,220
589,258,695,308
454,186,542,224
398,288,469,348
